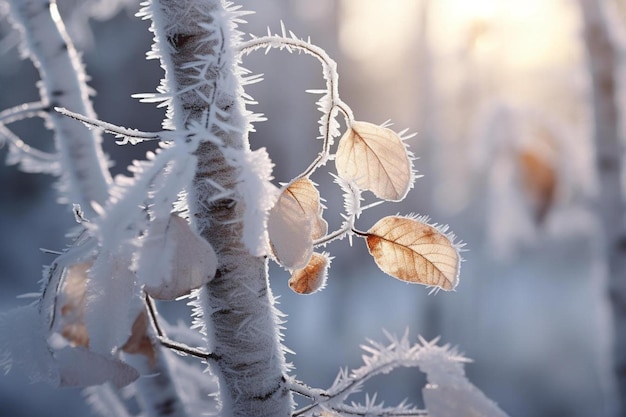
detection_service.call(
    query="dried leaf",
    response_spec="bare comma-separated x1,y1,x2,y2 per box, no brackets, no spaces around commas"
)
140,214,217,300
59,261,91,347
267,183,317,269
121,312,156,366
336,121,412,201
288,252,330,295
365,216,460,291
284,178,328,239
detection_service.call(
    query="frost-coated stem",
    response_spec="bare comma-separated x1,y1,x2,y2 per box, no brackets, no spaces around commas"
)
6,0,111,214
579,0,626,414
147,1,292,415
239,35,354,179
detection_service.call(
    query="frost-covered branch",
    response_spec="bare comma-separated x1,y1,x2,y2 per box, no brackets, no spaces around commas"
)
144,294,218,362
0,101,48,124
239,27,354,179
55,107,164,145
0,123,60,174
290,333,506,417
6,0,111,214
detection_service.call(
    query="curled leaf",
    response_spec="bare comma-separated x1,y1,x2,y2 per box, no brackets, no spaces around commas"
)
138,214,217,300
365,216,460,291
268,180,324,269
288,252,331,295
336,121,412,201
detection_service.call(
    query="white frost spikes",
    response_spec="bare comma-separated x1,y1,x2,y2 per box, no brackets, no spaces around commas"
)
336,121,413,201
137,214,218,300
364,216,461,291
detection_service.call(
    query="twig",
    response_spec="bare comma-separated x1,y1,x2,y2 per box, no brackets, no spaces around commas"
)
239,33,355,179
55,107,165,145
0,101,48,125
144,294,220,363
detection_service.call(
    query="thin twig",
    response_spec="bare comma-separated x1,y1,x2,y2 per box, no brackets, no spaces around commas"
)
238,34,355,179
0,101,48,125
144,294,220,363
54,107,163,144
0,123,58,163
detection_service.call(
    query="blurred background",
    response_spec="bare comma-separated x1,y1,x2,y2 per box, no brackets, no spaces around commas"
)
1,0,625,416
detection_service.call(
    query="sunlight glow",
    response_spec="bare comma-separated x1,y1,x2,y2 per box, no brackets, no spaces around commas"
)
338,0,579,84
448,0,498,21
339,0,419,73
432,0,579,71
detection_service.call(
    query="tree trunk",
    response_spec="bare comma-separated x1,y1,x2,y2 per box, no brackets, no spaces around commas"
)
578,0,626,415
148,1,292,415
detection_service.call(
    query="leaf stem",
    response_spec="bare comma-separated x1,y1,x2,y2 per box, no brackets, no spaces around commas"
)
351,228,369,238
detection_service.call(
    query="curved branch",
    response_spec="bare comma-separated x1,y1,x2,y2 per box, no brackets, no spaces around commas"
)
291,334,430,417
239,33,355,179
0,123,59,174
0,101,48,125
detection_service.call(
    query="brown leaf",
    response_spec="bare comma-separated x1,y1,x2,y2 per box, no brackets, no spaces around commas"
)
59,261,91,347
121,311,156,366
267,181,320,269
335,121,412,201
365,216,460,291
288,252,330,295
284,178,328,239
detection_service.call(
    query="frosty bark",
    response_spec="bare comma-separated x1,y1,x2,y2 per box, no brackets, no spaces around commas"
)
150,1,292,415
6,0,110,215
579,0,626,414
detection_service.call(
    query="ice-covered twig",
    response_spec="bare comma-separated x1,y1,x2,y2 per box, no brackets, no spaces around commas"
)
0,101,48,125
0,123,59,174
55,107,165,145
314,176,362,247
239,30,354,179
292,333,507,417
144,295,219,363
